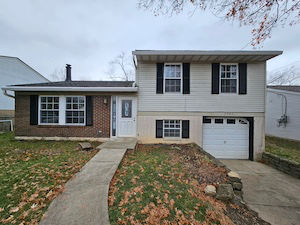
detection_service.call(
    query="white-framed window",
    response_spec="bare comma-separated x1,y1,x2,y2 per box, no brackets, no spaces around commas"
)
164,63,182,93
220,64,238,93
163,120,181,138
39,96,86,125
40,96,60,124
66,96,85,124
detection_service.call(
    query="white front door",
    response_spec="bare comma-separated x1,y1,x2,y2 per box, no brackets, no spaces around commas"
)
117,97,136,137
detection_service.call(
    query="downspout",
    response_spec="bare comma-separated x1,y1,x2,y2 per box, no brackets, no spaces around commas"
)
3,90,15,99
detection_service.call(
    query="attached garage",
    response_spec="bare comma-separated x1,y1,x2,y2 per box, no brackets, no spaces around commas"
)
203,117,250,159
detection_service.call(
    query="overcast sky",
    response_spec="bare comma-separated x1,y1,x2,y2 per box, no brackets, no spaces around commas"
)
1,0,300,81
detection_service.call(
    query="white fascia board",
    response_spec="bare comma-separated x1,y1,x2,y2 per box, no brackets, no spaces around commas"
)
132,50,283,57
267,88,300,96
1,86,138,92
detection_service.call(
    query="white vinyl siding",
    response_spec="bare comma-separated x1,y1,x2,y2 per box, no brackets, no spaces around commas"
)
0,56,49,110
266,90,300,141
137,62,266,112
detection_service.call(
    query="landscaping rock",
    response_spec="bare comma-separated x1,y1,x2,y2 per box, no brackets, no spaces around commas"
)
232,182,243,190
78,142,92,150
204,185,216,197
227,171,241,183
14,148,27,154
231,195,244,206
234,190,243,196
216,184,234,201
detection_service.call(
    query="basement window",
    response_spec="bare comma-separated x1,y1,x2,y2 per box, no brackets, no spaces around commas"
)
164,120,181,137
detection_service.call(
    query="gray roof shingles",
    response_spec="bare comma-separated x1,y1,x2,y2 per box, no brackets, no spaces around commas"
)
10,81,135,88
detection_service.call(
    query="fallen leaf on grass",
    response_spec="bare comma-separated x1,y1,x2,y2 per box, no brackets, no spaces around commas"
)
18,201,27,209
46,190,53,199
9,207,19,213
1,215,14,224
169,199,175,210
31,203,38,209
18,211,29,220
0,207,4,212
28,193,39,202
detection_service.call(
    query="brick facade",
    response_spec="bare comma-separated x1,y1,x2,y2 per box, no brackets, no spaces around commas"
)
15,94,111,138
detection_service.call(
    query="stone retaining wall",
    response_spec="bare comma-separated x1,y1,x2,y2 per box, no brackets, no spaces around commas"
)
262,152,300,179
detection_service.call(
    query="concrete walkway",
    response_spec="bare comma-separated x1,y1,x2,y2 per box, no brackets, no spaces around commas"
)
40,138,137,225
221,160,300,225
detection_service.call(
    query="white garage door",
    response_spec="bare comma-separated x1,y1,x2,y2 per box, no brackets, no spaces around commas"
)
203,118,249,159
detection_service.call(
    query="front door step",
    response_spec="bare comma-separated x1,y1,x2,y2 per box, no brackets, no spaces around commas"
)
97,138,137,150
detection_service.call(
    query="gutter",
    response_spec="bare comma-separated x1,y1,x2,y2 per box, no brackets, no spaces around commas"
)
2,89,15,98
1,86,138,92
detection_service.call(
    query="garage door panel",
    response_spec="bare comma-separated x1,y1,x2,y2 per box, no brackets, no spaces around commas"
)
203,117,249,159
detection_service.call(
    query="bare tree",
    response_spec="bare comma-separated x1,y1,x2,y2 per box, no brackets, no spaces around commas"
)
268,66,300,85
137,0,300,46
105,52,135,81
49,68,66,81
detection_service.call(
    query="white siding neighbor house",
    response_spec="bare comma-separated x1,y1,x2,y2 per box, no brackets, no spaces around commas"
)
0,55,49,127
133,50,282,160
266,86,300,141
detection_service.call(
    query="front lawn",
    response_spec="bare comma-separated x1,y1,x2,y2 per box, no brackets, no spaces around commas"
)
0,132,100,225
266,136,300,164
109,144,268,225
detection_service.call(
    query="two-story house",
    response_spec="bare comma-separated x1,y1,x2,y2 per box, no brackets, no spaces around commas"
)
1,50,282,161
0,55,49,130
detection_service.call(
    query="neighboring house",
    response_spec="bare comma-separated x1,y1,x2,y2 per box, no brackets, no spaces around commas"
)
2,50,282,161
0,55,49,129
266,86,300,141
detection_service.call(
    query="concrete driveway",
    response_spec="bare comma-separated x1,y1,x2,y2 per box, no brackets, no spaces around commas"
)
221,160,300,225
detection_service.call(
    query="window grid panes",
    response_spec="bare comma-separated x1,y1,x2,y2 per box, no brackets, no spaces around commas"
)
40,97,59,124
164,120,181,137
66,97,85,124
220,64,237,93
164,64,182,93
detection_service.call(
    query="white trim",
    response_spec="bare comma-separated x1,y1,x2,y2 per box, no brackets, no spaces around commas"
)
1,86,138,92
267,88,300,96
163,63,183,94
38,95,86,126
132,50,283,56
38,95,61,125
110,96,117,138
65,96,86,126
219,63,239,94
163,119,182,138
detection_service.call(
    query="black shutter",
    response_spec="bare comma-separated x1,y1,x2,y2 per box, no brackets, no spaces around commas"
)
212,63,220,94
30,95,38,125
156,63,164,94
156,120,163,138
86,96,93,126
239,63,247,94
182,120,189,138
183,63,190,94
